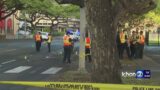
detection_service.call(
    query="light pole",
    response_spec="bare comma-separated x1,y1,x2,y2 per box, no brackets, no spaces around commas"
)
78,7,87,73
24,12,27,39
17,23,20,39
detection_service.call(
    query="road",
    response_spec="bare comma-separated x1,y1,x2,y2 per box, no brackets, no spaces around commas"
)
0,38,160,89
0,37,79,90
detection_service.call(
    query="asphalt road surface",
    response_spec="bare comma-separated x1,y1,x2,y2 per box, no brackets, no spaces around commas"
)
0,37,79,90
0,38,160,89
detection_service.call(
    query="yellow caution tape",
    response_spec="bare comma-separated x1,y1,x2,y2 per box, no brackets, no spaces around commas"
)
0,81,160,90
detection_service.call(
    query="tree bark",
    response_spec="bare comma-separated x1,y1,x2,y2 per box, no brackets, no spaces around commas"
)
86,0,121,83
85,0,155,83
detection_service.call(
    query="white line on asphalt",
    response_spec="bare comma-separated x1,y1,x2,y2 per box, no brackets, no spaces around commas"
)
4,66,32,73
1,60,16,65
0,49,17,53
41,67,62,74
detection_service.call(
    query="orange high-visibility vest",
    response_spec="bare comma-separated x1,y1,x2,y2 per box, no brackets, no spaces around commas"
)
139,35,145,44
63,35,71,46
35,34,41,41
85,37,91,48
120,32,125,43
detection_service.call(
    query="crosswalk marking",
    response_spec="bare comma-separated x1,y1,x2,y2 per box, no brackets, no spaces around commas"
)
4,66,32,73
41,67,62,74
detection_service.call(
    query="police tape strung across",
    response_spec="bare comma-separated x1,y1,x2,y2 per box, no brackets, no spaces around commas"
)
0,81,160,90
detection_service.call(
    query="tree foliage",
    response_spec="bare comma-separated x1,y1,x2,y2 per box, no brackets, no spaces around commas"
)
144,0,160,24
0,0,24,20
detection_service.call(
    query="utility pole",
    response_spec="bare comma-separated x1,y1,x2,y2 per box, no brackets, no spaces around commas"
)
24,12,27,39
78,7,87,73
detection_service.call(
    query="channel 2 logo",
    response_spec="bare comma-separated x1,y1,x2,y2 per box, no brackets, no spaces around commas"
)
136,70,151,79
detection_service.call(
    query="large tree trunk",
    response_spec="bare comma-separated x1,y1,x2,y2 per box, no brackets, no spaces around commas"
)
86,0,121,83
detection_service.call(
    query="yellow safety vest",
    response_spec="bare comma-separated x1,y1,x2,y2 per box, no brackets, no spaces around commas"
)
120,32,125,43
48,36,52,43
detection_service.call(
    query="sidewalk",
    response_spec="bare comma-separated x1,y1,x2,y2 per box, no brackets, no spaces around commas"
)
49,52,160,84
121,55,160,70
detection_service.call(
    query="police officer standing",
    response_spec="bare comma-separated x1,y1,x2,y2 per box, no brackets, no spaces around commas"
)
138,31,145,59
63,32,72,63
119,30,131,59
47,33,53,53
35,32,42,52
85,33,92,62
130,31,137,59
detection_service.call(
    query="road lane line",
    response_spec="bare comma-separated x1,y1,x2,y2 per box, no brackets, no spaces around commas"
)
4,66,32,73
41,67,62,74
0,49,17,53
1,60,16,65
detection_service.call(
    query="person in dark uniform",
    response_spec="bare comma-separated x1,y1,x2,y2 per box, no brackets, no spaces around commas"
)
116,30,121,58
135,28,140,59
34,32,42,52
63,32,72,63
47,33,53,52
138,31,145,59
130,31,137,59
119,30,131,59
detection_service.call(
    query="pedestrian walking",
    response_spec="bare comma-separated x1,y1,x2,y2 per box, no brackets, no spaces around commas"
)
34,32,42,52
63,32,72,63
47,33,53,52
85,33,92,62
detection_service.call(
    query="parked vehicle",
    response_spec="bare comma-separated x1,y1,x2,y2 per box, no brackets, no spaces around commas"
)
66,29,80,41
17,30,31,35
40,32,49,41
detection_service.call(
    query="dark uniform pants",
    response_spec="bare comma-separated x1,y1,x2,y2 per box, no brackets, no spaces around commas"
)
63,46,71,63
137,44,144,59
48,43,51,52
119,43,130,59
130,44,136,58
36,41,41,52
85,48,92,62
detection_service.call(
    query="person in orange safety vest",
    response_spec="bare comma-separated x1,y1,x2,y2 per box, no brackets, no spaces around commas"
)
138,31,145,59
34,32,42,52
63,31,72,63
85,33,92,62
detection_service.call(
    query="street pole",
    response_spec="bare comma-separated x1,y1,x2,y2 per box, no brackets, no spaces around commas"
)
78,7,87,73
24,12,27,39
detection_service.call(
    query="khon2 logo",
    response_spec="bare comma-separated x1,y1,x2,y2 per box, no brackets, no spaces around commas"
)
136,70,151,79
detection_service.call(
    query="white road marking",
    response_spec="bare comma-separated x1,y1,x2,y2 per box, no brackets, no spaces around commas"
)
5,49,16,52
41,67,62,74
0,49,17,53
4,66,32,73
1,60,16,65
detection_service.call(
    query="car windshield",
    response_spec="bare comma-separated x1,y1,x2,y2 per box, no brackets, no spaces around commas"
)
41,33,48,35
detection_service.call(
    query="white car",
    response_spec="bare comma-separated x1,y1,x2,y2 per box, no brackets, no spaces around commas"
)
69,32,79,41
17,30,30,35
40,32,49,41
